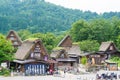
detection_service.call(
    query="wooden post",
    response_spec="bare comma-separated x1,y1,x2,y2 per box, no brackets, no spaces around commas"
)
92,58,95,65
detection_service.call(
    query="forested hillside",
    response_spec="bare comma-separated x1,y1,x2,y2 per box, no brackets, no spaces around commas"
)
0,0,120,34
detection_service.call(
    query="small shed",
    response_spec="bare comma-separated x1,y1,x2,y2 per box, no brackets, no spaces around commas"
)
105,60,118,71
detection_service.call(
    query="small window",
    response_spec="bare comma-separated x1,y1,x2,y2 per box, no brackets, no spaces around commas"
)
36,45,40,47
30,53,34,58
10,37,15,40
13,41,18,45
44,56,48,61
10,34,14,37
34,53,41,58
60,54,65,58
110,46,113,50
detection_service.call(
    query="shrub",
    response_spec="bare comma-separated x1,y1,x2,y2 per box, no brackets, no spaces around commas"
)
81,56,87,65
0,68,10,76
110,56,120,67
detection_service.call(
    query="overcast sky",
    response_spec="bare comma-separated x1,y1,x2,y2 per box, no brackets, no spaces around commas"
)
45,0,120,14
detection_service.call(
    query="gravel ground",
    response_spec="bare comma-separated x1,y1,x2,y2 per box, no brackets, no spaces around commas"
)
1,71,120,80
0,73,96,80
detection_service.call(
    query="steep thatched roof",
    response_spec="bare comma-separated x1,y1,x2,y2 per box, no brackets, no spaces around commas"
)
64,44,81,56
6,30,22,44
15,39,48,60
50,50,59,58
50,49,68,58
56,35,81,56
99,42,118,51
51,44,81,58
57,35,72,47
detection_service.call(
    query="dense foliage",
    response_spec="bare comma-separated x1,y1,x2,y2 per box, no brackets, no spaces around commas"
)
0,34,14,64
0,68,10,76
17,30,65,53
0,0,120,34
16,16,120,52
110,56,120,66
79,40,100,52
0,0,120,54
70,17,120,50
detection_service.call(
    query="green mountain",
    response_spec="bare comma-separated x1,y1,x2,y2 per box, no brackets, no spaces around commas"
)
0,0,120,34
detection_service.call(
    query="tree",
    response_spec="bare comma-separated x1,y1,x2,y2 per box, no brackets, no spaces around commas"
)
17,29,31,40
0,34,14,64
116,35,120,50
28,32,57,53
79,40,100,52
110,17,120,42
70,18,119,43
70,20,89,42
88,18,113,43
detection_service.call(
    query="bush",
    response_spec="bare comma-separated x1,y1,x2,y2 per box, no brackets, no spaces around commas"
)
110,56,120,67
81,56,87,65
0,68,10,76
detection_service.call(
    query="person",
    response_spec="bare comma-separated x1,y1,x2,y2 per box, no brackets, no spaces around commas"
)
96,74,101,79
63,68,66,77
50,69,53,75
77,68,79,73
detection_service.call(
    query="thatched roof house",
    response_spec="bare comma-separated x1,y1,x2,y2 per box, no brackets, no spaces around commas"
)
50,49,76,69
12,39,50,75
51,35,81,64
97,42,118,54
57,35,81,57
99,42,118,51
15,39,48,60
6,30,22,48
96,42,120,60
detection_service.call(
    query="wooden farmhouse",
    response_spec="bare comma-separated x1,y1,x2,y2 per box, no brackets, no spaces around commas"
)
84,42,119,66
6,30,22,48
97,42,119,60
78,52,102,67
80,42,120,71
57,35,81,63
11,39,55,76
50,35,81,69
51,49,76,69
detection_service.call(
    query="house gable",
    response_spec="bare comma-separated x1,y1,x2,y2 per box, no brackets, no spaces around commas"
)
57,35,72,47
99,42,118,52
15,39,48,60
97,42,119,60
57,35,81,57
6,30,22,48
107,43,117,51
28,40,48,60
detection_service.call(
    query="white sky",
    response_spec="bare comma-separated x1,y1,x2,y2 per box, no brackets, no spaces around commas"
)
45,0,120,14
